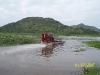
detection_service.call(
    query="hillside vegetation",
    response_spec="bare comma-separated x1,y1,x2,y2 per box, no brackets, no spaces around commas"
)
0,17,99,35
72,23,100,32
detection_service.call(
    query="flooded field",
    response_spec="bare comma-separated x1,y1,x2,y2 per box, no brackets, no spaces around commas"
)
0,36,100,75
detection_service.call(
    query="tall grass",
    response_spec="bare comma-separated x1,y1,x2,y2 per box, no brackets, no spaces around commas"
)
0,33,39,46
83,41,100,49
81,65,100,75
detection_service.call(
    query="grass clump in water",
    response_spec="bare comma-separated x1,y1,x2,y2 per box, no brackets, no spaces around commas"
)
74,48,85,52
0,33,39,46
83,41,100,49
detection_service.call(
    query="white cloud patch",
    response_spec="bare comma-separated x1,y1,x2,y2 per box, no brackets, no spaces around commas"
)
0,0,100,28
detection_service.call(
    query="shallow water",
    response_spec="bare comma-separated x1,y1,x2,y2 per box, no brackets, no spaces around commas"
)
0,36,100,75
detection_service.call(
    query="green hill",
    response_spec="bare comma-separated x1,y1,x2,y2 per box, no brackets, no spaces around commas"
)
0,17,99,35
72,23,100,32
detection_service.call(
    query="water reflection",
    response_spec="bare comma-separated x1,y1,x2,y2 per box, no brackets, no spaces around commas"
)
41,43,64,57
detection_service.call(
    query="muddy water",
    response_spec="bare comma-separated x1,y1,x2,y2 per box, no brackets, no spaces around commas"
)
0,36,100,75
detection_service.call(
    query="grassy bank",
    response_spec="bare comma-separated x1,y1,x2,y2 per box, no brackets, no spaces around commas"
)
83,40,100,49
0,33,39,46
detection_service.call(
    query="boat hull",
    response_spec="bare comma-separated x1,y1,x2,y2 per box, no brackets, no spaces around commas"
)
42,41,65,46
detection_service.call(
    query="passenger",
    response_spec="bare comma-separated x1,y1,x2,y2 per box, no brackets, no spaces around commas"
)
49,34,54,42
44,34,50,43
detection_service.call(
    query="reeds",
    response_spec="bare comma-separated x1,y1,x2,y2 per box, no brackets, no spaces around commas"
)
0,33,38,46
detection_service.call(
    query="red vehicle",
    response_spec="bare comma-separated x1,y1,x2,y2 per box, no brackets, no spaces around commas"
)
41,32,65,45
41,32,54,43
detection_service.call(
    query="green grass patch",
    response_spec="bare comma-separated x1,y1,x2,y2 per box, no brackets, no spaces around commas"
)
0,33,39,46
81,64,100,75
83,41,100,49
74,48,85,52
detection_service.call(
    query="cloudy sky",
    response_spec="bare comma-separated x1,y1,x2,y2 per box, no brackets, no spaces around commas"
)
0,0,100,28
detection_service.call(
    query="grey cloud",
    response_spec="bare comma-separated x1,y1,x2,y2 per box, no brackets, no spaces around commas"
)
0,0,100,28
